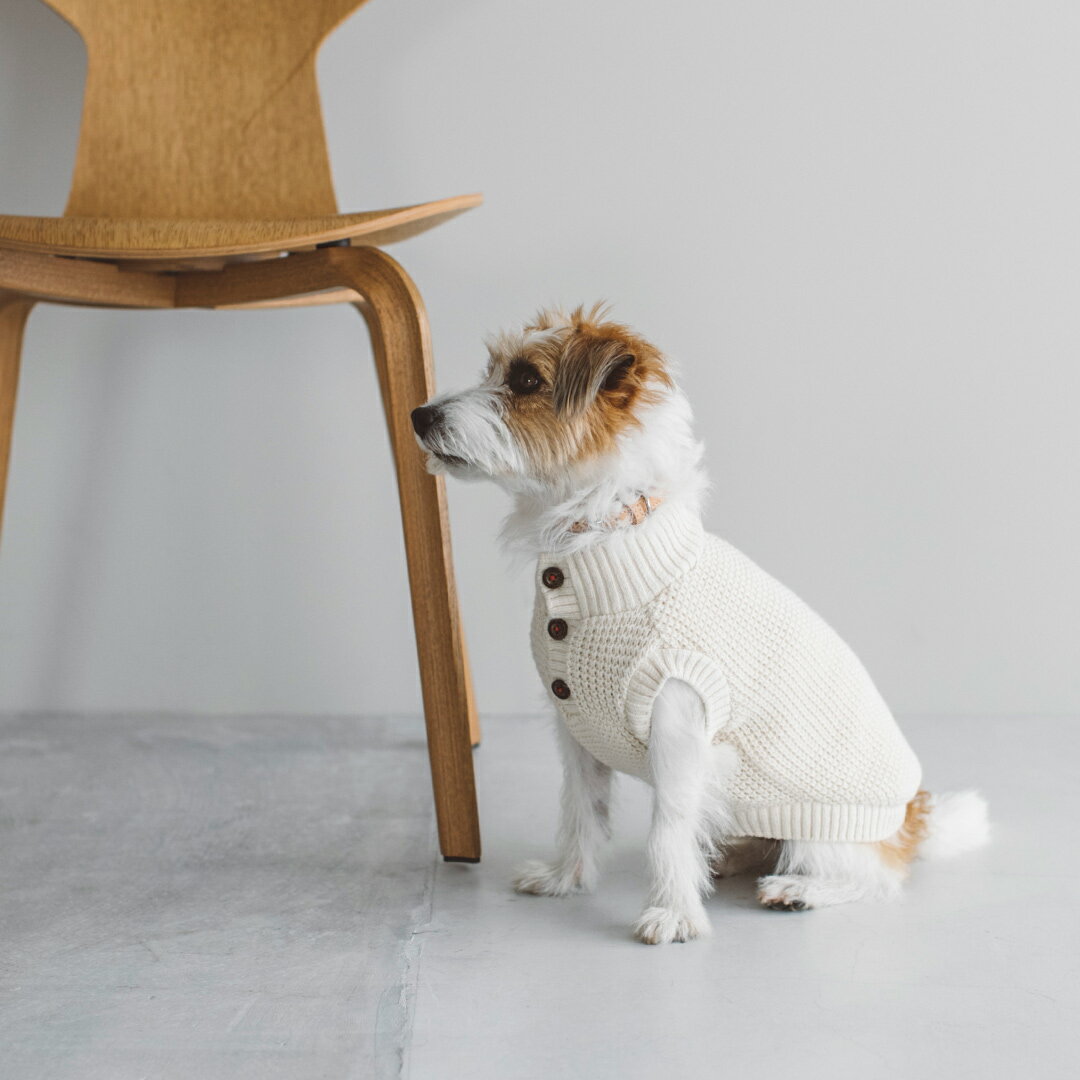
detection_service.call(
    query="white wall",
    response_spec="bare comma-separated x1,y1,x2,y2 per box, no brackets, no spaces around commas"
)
1,0,1077,719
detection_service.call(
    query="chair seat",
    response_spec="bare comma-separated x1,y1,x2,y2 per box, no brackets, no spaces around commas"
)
0,194,481,262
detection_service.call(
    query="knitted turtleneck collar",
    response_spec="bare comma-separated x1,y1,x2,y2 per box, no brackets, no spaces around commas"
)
537,503,705,617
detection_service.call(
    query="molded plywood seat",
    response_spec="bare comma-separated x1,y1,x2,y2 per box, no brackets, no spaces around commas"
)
0,195,482,262
0,0,482,861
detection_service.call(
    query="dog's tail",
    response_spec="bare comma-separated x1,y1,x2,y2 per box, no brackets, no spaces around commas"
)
917,789,990,861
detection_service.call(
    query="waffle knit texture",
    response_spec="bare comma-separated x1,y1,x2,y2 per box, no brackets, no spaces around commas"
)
531,505,922,842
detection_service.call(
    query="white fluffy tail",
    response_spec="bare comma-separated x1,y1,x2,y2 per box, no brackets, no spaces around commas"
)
919,790,990,861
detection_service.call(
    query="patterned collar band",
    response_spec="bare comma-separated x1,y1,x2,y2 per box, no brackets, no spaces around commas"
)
568,494,664,534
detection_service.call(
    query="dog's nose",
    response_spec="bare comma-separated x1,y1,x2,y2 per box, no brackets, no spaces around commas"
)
411,404,441,439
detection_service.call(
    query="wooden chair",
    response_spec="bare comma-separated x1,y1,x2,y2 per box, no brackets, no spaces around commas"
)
0,0,482,861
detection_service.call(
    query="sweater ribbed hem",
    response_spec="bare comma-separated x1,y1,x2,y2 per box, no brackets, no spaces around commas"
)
732,801,909,842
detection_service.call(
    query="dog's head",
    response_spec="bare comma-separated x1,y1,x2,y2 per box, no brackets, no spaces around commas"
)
411,305,674,492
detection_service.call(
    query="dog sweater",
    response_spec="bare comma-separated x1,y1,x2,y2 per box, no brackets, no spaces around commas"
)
531,505,922,842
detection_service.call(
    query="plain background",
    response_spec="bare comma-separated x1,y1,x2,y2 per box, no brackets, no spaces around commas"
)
0,0,1076,720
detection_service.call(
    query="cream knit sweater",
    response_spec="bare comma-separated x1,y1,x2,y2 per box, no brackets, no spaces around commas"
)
531,505,922,842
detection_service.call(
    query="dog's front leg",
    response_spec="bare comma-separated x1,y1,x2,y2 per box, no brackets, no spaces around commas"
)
514,716,613,897
634,679,716,945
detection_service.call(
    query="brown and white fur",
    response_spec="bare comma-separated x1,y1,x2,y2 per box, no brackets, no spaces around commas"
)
412,305,989,945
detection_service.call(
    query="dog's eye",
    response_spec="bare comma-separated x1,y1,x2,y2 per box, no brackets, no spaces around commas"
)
508,362,543,395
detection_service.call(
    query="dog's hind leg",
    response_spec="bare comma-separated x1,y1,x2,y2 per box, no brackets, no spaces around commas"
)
757,838,905,911
757,793,943,910
634,679,731,945
514,716,613,896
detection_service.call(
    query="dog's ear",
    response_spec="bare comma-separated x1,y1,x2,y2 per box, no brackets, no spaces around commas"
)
553,335,641,419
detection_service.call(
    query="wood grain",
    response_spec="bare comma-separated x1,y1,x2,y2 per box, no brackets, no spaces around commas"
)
0,249,175,307
461,630,481,747
343,247,481,862
42,0,369,219
0,196,482,260
174,249,346,308
0,294,35,544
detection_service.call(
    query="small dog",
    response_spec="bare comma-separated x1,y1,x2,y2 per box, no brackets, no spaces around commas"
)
412,305,989,945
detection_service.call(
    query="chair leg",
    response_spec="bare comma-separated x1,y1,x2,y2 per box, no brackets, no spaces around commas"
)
0,294,35,546
460,630,482,748
339,248,481,863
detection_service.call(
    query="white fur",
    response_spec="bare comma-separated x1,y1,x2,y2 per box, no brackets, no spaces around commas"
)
513,716,612,897
500,389,708,556
422,379,529,480
758,839,906,909
918,789,991,861
420,310,990,943
633,679,737,944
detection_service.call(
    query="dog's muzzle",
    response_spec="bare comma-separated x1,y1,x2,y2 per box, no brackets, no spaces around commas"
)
411,404,467,467
411,404,442,440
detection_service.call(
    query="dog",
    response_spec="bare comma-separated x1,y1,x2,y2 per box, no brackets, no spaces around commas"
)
411,304,989,945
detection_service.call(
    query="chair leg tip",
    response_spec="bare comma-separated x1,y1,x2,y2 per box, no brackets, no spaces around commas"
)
443,855,481,864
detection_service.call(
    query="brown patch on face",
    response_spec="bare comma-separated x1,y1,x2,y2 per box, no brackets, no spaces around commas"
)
876,789,933,874
491,304,673,477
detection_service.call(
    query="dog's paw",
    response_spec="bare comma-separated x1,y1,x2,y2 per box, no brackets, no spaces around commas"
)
633,905,711,945
512,859,584,897
756,874,813,911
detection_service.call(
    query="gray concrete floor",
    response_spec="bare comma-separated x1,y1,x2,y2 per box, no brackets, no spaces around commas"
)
1,713,1076,1079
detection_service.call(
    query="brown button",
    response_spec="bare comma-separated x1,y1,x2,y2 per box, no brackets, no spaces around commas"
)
547,618,568,641
541,566,564,589
551,679,571,700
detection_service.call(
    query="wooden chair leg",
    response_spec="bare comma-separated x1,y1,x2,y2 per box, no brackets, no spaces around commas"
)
337,248,481,862
460,629,481,748
0,294,35,546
